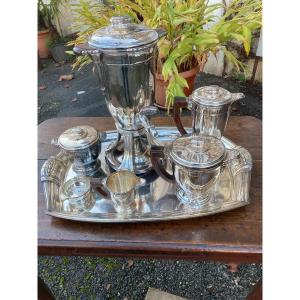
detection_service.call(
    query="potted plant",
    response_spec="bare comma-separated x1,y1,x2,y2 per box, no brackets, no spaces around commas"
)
38,0,51,58
38,0,65,59
70,0,262,109
47,34,75,63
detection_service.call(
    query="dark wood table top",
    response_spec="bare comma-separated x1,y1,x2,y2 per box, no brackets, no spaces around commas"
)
38,116,262,263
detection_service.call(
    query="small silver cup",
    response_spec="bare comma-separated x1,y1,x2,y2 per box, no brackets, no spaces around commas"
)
59,176,95,211
103,170,145,216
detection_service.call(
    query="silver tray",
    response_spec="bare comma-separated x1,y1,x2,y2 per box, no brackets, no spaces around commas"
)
41,127,252,223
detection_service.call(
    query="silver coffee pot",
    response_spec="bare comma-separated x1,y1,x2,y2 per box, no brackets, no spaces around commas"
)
173,85,245,138
74,15,166,174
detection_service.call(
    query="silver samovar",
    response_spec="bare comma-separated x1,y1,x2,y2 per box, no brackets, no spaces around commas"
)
74,15,166,174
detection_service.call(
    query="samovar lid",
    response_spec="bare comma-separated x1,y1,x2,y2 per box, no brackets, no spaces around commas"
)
168,135,225,169
88,15,159,50
58,125,99,151
190,85,233,107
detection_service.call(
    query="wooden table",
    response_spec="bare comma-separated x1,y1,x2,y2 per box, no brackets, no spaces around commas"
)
38,116,262,298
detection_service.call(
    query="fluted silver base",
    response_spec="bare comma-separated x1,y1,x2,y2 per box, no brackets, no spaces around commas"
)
105,128,152,175
176,188,210,210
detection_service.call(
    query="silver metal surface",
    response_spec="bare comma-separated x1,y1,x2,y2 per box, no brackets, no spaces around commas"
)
188,85,245,138
160,135,226,209
104,170,145,216
52,125,105,176
60,176,95,211
167,134,225,169
57,125,99,150
42,127,252,223
88,15,160,50
73,16,166,174
105,128,152,174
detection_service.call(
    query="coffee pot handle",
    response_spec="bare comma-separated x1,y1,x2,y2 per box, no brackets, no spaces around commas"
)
173,96,188,135
150,145,175,183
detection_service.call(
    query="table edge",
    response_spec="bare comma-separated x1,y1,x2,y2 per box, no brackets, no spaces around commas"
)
38,239,262,263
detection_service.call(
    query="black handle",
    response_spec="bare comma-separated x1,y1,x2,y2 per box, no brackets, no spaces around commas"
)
173,96,188,136
90,181,109,198
150,145,175,183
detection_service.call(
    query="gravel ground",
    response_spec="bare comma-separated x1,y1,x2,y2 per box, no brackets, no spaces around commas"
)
38,59,262,299
39,256,262,300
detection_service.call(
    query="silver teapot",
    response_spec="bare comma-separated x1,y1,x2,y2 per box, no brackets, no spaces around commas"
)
173,85,245,138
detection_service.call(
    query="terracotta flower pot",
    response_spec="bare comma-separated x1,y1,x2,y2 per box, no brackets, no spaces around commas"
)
154,65,199,110
38,29,50,59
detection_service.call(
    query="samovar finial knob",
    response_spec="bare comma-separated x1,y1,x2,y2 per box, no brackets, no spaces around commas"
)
110,15,132,26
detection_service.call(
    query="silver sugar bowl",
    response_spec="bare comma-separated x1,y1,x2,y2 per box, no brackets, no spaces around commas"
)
151,135,226,209
173,85,245,138
52,125,105,176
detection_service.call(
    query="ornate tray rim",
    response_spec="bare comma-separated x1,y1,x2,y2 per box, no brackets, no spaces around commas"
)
41,126,252,223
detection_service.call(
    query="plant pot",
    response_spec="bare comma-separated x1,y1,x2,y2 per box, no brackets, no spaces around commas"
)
50,44,67,63
154,65,199,109
38,30,50,59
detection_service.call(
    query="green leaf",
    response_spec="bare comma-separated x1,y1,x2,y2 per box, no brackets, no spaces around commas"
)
175,74,189,88
64,51,74,56
242,26,252,55
158,39,171,59
223,48,246,72
162,58,177,80
194,37,219,46
229,32,245,43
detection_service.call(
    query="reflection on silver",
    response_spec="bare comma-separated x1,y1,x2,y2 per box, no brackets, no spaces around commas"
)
51,125,106,176
158,135,227,209
190,85,244,138
60,176,95,212
179,85,245,138
103,170,145,217
41,127,252,223
73,16,166,174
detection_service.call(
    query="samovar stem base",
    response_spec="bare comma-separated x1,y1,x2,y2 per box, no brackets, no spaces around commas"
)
105,129,152,175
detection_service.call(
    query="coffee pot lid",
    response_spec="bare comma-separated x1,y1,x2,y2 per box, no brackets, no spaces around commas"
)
190,85,233,107
58,125,99,151
88,15,159,50
168,135,225,169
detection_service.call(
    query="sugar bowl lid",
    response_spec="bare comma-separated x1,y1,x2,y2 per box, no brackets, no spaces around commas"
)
88,15,159,50
58,125,99,151
168,135,225,169
190,85,233,107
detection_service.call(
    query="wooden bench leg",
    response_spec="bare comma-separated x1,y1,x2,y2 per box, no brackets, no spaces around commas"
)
246,278,262,300
38,276,55,300
250,57,260,85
